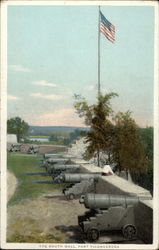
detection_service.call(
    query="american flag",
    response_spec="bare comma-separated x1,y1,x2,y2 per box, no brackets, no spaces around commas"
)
100,11,115,43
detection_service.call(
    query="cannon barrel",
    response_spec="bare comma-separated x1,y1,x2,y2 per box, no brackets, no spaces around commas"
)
43,153,64,159
79,193,152,209
32,173,102,185
47,164,81,171
58,173,101,183
37,154,69,161
46,158,71,163
44,153,72,158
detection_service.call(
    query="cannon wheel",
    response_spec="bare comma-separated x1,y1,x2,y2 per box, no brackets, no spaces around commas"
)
68,193,75,200
122,224,137,240
87,228,99,242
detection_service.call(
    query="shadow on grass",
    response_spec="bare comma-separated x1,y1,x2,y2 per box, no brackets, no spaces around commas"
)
7,153,66,206
55,225,85,243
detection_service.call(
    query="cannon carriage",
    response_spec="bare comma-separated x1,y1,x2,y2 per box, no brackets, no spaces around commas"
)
78,193,152,242
31,172,102,200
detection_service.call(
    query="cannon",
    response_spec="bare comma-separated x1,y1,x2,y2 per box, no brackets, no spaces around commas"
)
25,164,81,177
38,153,72,162
9,143,22,152
45,164,81,174
58,173,101,183
38,157,72,165
33,173,102,200
37,158,74,172
44,153,64,158
27,145,39,154
78,193,152,242
37,153,65,161
43,153,72,159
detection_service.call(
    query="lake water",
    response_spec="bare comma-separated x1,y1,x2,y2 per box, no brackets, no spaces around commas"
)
29,137,49,142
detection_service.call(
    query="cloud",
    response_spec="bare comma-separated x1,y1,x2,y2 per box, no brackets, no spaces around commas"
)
7,95,21,100
9,64,31,72
33,108,86,127
30,92,63,100
32,80,56,87
87,85,96,91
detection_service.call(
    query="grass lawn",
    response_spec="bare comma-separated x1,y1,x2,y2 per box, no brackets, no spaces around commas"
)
28,136,49,138
7,153,65,206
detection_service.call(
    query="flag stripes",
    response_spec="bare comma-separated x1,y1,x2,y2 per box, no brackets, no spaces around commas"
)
100,11,115,43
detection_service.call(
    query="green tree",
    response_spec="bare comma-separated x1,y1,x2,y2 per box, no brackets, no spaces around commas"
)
7,117,29,142
112,111,148,174
49,134,58,142
74,93,118,165
140,127,153,170
131,127,153,193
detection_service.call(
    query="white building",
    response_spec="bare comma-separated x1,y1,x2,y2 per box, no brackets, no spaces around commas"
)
7,134,17,143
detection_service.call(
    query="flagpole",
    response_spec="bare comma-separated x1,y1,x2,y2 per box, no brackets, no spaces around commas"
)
97,6,101,167
98,5,101,98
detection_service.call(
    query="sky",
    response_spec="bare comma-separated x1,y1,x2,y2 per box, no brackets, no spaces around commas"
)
7,4,155,127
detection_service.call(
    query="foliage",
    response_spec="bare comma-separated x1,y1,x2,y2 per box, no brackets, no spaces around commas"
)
80,130,88,137
74,93,118,165
48,129,86,146
131,127,153,194
49,134,58,142
74,93,150,177
139,127,153,169
112,111,148,173
7,117,29,142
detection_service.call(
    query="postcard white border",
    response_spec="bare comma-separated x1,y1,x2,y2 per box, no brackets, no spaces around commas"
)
1,1,159,250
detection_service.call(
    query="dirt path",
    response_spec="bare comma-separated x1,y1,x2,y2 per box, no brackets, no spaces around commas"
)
7,171,17,202
7,170,87,243
7,195,86,243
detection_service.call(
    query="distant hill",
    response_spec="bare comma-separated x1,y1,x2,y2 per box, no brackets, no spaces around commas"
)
27,126,90,136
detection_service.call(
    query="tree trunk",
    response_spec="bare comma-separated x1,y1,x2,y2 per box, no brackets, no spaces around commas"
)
17,134,20,143
97,147,100,167
126,170,128,180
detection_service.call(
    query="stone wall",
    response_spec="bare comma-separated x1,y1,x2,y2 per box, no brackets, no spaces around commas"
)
73,158,153,244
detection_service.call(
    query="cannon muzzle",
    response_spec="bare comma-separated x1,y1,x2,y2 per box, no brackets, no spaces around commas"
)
79,195,85,204
79,193,152,209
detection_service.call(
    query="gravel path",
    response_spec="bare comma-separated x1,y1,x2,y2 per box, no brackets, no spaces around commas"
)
7,171,17,202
